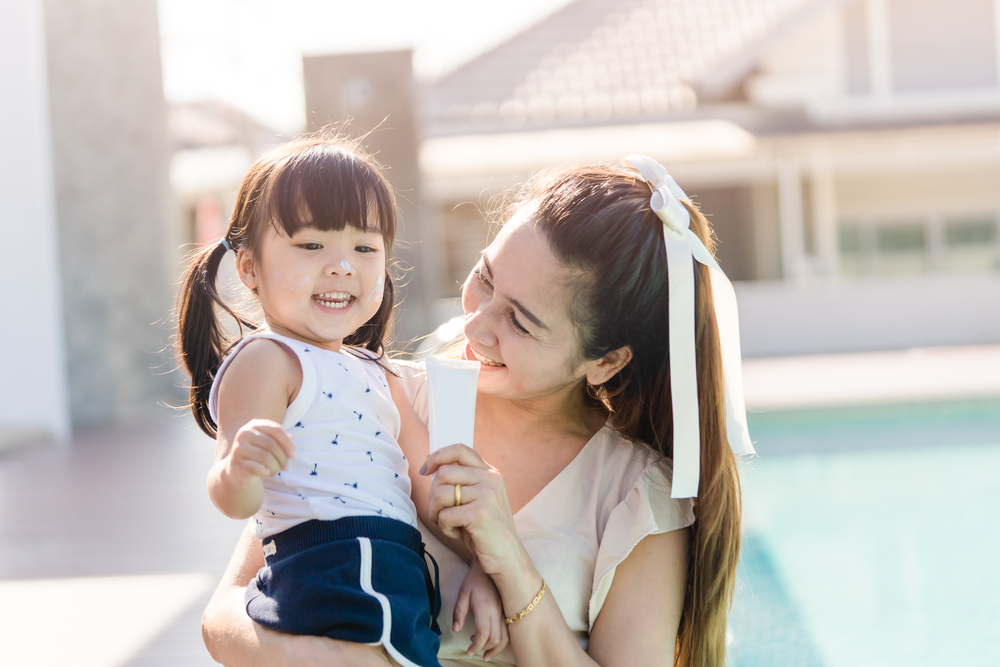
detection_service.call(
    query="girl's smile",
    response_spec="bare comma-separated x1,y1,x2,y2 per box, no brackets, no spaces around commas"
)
313,291,354,310
238,225,386,352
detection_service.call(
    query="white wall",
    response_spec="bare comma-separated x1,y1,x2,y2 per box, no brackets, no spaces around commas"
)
0,0,70,439
735,273,1000,357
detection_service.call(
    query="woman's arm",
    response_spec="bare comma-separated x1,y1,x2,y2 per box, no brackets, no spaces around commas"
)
584,529,688,666
201,524,393,667
201,524,268,665
492,531,686,667
423,445,689,667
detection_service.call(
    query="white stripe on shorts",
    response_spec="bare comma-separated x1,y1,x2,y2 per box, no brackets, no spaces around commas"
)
357,536,424,667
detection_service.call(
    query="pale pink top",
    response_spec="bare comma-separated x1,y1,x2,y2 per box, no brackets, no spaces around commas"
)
394,361,696,666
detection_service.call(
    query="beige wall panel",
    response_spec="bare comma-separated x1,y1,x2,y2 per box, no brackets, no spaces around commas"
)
303,51,441,347
837,168,1000,219
750,183,783,281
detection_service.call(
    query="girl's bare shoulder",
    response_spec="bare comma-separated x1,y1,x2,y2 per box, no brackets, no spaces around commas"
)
221,336,302,395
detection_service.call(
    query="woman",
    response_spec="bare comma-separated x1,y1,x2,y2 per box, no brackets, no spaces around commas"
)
201,157,752,666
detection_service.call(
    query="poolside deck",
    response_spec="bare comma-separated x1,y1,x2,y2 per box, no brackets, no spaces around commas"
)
1,344,998,665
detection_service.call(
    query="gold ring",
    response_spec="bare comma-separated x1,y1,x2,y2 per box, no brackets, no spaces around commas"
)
454,483,462,507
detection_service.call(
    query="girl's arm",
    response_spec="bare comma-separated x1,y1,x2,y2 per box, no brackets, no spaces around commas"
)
202,524,394,667
424,445,689,667
208,339,300,519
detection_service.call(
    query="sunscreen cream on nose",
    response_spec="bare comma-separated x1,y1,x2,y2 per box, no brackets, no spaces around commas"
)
340,260,353,272
425,357,480,453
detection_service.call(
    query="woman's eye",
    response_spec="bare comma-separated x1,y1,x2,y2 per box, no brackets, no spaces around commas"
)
475,268,492,288
508,311,530,335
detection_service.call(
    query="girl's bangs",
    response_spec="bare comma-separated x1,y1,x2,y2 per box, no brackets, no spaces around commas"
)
261,148,394,241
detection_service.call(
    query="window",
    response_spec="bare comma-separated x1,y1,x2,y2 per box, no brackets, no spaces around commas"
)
944,216,1000,271
839,214,999,275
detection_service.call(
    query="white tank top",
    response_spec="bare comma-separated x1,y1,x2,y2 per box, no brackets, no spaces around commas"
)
209,332,417,538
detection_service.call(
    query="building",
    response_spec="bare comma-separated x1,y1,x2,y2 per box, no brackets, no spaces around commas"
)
1,0,173,445
420,0,1000,356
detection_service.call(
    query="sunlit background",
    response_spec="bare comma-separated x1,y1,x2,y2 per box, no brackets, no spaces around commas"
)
1,0,999,665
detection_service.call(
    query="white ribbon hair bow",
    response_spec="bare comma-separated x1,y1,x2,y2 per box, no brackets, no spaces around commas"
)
623,155,755,498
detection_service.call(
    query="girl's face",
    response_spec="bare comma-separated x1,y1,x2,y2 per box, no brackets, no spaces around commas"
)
237,224,386,352
461,208,622,403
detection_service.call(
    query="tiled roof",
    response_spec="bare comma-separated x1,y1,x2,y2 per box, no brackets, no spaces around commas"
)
427,0,827,133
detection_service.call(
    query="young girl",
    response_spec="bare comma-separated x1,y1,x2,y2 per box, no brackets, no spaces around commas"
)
175,135,505,667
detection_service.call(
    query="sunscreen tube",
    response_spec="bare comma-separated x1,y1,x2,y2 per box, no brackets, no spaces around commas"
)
425,357,480,453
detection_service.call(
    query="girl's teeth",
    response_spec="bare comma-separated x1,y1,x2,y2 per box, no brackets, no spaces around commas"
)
315,292,352,309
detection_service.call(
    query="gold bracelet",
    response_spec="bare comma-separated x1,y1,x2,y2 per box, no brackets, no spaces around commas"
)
504,579,546,624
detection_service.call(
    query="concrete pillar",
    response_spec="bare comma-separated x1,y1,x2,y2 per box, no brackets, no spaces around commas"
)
994,0,1000,87
810,164,840,276
777,159,808,279
43,0,174,426
996,211,1000,260
750,183,783,281
0,0,70,441
926,215,945,272
303,51,441,348
866,0,893,99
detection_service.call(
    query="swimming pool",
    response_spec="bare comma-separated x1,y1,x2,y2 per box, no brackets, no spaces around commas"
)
728,399,1000,667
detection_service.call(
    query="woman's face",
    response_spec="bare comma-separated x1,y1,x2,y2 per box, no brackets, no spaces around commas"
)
461,207,598,402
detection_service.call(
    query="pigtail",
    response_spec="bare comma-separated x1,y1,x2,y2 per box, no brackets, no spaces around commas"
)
526,168,742,667
175,241,256,438
608,202,741,666
673,201,741,667
175,133,403,438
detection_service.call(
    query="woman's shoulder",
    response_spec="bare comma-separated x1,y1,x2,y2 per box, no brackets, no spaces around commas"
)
582,426,695,533
584,427,695,629
387,357,428,421
585,427,662,493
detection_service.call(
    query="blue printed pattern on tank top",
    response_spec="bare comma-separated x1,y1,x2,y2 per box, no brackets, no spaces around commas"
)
208,332,416,538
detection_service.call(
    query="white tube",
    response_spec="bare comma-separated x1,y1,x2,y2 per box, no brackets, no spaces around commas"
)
425,357,480,453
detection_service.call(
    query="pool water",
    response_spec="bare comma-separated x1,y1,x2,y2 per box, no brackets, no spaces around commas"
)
728,399,1000,667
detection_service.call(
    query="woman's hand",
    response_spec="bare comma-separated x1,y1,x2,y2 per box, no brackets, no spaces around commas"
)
420,444,524,579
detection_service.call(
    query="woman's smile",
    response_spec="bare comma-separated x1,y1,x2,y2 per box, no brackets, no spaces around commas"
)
466,342,505,368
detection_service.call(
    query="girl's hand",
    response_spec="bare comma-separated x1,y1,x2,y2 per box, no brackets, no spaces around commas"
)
454,557,509,661
222,418,296,489
420,444,523,578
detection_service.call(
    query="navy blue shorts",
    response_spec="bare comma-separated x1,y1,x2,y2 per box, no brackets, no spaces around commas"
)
246,517,442,667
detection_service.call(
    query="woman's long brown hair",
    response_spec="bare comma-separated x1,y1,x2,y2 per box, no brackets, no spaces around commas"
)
175,134,399,437
519,165,742,666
